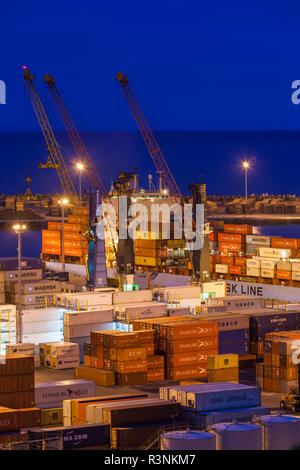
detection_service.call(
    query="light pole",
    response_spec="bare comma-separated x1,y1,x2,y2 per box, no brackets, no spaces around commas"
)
59,199,68,272
13,224,27,344
243,161,249,206
76,163,84,206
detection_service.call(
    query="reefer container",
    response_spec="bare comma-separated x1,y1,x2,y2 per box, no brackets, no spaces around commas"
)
224,224,253,235
181,406,269,429
246,235,270,246
35,380,96,407
185,383,261,411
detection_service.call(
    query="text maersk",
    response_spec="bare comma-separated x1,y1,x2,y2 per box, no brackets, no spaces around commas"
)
104,455,196,467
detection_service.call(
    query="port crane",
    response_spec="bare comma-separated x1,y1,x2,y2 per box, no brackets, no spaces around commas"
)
42,74,128,275
23,68,78,201
23,67,108,286
116,73,210,282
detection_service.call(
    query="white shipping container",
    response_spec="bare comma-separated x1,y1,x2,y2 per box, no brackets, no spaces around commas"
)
246,268,260,277
22,332,62,345
186,384,261,411
292,263,300,273
259,247,291,259
48,357,80,370
113,290,152,305
215,264,228,274
6,343,35,355
64,309,114,326
64,322,113,340
10,293,56,306
246,235,271,246
277,261,292,272
114,302,167,322
153,286,201,301
22,308,65,323
86,398,162,424
22,320,61,335
259,259,277,270
46,341,79,357
5,269,43,282
247,259,260,268
292,272,300,281
260,269,274,279
35,379,96,406
9,280,61,295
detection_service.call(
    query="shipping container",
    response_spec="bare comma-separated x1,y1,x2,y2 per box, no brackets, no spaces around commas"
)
271,238,300,250
246,235,270,246
224,225,253,235
74,366,115,386
218,233,243,243
28,423,110,449
35,380,96,407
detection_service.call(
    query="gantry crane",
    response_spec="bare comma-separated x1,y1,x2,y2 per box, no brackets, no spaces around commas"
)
23,67,108,286
23,67,78,202
116,73,210,283
42,73,121,274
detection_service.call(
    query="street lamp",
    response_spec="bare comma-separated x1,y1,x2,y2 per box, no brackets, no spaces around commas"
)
76,163,84,205
242,161,249,206
13,224,27,343
58,199,68,272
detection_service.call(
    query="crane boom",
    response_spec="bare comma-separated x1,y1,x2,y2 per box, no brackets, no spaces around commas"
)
23,68,78,201
43,74,118,265
116,73,185,207
43,74,107,196
116,72,199,281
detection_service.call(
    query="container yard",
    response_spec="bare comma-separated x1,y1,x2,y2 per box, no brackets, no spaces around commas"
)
2,2,300,454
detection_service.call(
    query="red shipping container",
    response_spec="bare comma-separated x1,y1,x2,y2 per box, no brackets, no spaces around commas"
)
271,237,300,249
218,233,243,243
224,224,253,235
234,257,248,266
228,265,242,275
276,270,292,280
220,256,234,265
209,232,217,242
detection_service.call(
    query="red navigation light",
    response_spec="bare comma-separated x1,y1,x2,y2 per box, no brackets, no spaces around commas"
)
22,65,27,70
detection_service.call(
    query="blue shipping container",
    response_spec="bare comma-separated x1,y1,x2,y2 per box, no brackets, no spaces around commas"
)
28,423,110,449
219,328,248,343
219,342,249,355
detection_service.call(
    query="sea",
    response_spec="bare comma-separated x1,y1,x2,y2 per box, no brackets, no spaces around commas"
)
1,129,300,258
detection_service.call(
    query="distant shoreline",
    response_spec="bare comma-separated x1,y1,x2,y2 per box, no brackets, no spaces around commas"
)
208,213,300,226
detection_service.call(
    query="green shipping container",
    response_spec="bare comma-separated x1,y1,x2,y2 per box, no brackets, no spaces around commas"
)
41,408,63,427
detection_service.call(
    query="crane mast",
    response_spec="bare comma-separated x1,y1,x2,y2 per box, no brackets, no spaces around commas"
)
23,68,78,201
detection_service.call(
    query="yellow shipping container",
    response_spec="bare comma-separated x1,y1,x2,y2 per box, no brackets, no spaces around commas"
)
207,354,239,370
110,347,147,362
135,256,161,267
74,366,115,386
207,367,239,382
41,408,63,427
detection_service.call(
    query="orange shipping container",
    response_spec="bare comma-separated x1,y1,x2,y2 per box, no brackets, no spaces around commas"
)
209,232,217,242
271,237,300,249
224,224,253,235
167,349,218,367
147,368,165,382
116,360,147,374
165,321,218,340
134,247,161,257
167,336,219,353
218,242,242,253
42,230,61,240
234,257,248,266
276,270,292,280
147,355,165,369
167,365,207,380
218,233,243,243
64,248,84,257
220,256,234,265
42,245,61,255
228,265,242,275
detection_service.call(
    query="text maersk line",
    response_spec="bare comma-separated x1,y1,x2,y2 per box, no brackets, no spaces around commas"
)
104,455,196,467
